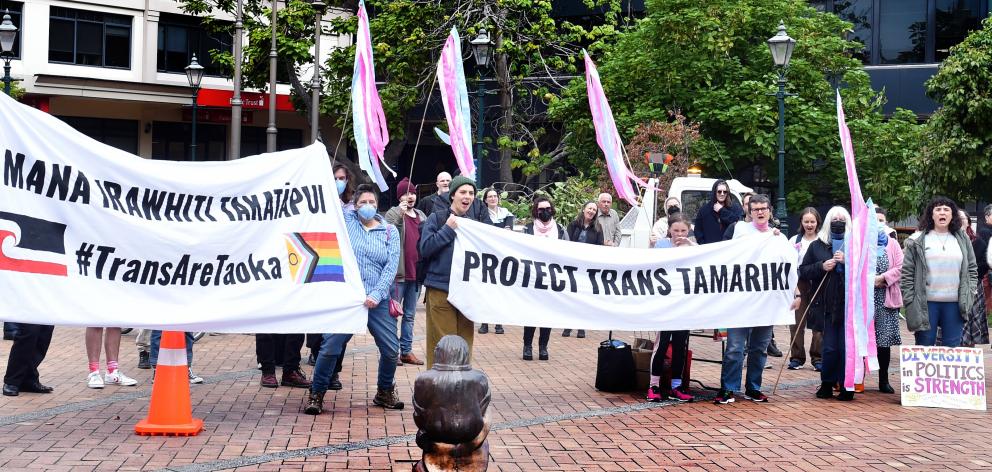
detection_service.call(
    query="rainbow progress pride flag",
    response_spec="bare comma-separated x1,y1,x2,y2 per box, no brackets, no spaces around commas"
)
285,232,345,283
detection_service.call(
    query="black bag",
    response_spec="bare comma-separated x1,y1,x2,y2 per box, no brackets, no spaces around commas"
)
595,333,635,392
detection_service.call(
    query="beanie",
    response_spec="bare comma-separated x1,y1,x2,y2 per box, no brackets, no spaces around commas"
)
396,177,414,197
448,175,477,202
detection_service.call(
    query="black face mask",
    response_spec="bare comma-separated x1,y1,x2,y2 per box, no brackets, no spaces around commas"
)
830,220,846,234
667,205,680,216
537,208,553,223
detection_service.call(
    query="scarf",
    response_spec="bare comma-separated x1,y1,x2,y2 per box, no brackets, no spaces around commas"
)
831,231,845,274
752,220,769,232
533,218,558,239
876,230,888,257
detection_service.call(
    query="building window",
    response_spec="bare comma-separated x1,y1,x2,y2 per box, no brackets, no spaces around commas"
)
57,116,139,155
834,0,874,63
48,7,131,68
1,2,22,59
157,14,231,77
151,121,227,161
241,127,304,157
878,0,927,64
935,0,983,61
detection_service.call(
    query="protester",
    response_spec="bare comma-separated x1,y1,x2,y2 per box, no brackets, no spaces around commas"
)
873,207,904,393
960,209,990,346
651,196,682,240
417,171,452,217
307,186,402,414
800,206,854,401
715,194,790,404
135,328,151,369
334,164,356,211
85,327,138,388
596,193,622,246
901,196,978,348
2,323,54,396
562,201,603,338
694,179,742,245
478,188,512,335
149,331,203,384
419,176,479,368
787,207,823,371
385,178,428,365
255,332,311,388
522,196,569,359
647,215,695,403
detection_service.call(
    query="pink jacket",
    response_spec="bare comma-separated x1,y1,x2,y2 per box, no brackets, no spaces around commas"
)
881,237,904,309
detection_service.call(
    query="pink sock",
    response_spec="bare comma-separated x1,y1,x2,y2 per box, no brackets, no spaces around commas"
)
88,362,100,373
106,360,118,374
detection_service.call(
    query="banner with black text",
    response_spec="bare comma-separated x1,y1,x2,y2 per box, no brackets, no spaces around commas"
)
0,94,367,333
448,219,798,331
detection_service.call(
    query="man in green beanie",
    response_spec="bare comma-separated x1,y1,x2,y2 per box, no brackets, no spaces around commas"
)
417,175,478,367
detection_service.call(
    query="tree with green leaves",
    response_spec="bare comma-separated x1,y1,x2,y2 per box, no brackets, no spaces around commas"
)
923,17,992,203
549,0,925,218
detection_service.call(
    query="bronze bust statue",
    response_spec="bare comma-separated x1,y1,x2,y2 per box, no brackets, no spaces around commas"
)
413,335,491,471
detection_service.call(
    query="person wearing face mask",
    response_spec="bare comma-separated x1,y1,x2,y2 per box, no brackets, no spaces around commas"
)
419,175,480,368
872,207,904,393
522,196,569,360
333,164,356,211
901,196,978,348
385,178,428,365
562,201,603,338
417,171,452,218
799,206,854,401
651,197,682,240
306,186,402,415
695,180,742,245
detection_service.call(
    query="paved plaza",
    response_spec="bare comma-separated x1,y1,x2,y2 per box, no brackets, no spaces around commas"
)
0,310,989,471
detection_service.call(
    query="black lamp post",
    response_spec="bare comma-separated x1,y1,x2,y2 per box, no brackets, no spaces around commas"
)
469,29,492,184
185,55,205,161
0,10,17,97
767,21,795,234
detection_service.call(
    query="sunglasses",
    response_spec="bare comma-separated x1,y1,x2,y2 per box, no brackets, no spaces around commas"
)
716,190,728,195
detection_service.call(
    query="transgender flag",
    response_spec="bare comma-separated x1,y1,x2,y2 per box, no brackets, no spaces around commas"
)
837,89,879,390
351,0,393,191
436,27,475,179
584,50,648,206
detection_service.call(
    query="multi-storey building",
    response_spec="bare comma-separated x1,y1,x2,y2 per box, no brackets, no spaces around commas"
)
5,0,348,161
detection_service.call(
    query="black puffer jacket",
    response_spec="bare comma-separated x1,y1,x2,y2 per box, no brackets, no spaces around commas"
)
693,179,743,244
799,239,845,331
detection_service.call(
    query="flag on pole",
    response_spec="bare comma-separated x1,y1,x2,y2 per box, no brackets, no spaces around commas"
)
836,89,879,390
584,50,649,206
436,27,475,179
351,0,394,191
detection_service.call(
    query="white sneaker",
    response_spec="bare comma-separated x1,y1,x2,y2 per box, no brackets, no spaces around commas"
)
188,369,204,384
105,370,138,386
87,371,105,389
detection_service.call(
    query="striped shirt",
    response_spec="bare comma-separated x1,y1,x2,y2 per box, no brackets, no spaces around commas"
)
924,231,962,302
344,210,399,303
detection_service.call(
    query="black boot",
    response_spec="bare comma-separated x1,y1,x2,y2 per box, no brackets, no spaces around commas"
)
478,323,489,334
767,338,783,357
538,345,549,361
577,330,586,338
137,351,151,369
878,347,894,393
494,324,504,334
522,345,533,361
329,373,343,390
304,389,325,415
815,382,833,399
562,329,571,337
837,390,855,401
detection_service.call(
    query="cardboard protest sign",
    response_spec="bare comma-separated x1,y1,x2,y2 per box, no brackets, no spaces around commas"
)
900,346,986,411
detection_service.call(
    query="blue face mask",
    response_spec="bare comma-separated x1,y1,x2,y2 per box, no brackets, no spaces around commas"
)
336,179,347,195
357,204,377,220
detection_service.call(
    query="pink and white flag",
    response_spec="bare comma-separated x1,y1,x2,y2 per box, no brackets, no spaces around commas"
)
436,27,475,179
351,0,393,191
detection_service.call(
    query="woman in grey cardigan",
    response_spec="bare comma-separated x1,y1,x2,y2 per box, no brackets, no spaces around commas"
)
900,197,978,348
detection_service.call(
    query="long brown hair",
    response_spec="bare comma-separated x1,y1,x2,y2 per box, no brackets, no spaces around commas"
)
333,164,354,203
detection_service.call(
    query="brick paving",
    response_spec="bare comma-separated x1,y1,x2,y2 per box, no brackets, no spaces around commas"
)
0,311,989,471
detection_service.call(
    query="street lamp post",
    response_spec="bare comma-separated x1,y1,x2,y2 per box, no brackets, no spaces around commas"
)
767,21,795,235
0,10,18,97
186,55,205,162
469,29,492,185
310,0,326,143
266,0,278,153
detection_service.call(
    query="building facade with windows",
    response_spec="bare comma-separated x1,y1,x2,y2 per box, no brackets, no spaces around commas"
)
6,0,349,161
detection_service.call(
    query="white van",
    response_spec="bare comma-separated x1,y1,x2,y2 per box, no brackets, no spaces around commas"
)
667,176,753,224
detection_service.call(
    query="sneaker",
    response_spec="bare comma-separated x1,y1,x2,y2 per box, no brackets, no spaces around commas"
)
668,388,694,403
713,389,735,404
372,387,405,410
105,370,138,386
188,369,204,384
764,361,773,370
260,373,279,388
137,351,151,369
812,361,822,372
744,390,769,402
787,360,803,370
646,385,664,402
87,371,105,389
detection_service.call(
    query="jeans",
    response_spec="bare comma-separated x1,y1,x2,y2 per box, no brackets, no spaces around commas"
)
915,301,964,347
820,321,845,384
150,331,194,367
311,300,398,393
720,326,773,393
395,281,420,355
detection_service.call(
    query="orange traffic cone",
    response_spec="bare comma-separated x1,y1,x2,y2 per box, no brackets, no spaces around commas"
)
134,331,203,436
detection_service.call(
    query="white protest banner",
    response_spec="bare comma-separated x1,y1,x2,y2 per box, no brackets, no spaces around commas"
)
448,219,797,331
0,94,367,333
899,346,986,411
